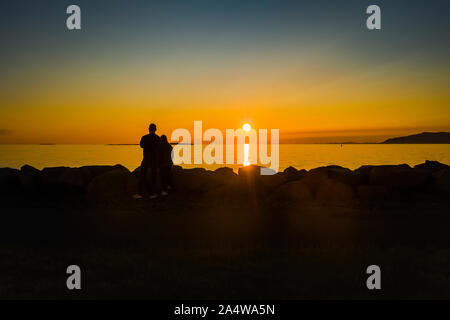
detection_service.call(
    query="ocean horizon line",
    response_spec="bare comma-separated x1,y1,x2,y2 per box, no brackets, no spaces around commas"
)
0,142,448,146
0,142,400,146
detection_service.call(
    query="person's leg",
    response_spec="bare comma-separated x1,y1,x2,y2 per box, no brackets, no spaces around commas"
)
139,162,148,196
149,164,158,196
161,167,168,192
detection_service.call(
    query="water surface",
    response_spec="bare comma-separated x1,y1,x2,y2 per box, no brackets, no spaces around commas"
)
0,144,448,172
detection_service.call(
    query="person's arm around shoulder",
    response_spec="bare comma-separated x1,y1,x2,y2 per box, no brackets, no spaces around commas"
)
169,144,174,164
156,135,162,161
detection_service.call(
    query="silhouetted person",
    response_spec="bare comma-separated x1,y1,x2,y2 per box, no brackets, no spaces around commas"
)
133,123,160,199
159,134,173,195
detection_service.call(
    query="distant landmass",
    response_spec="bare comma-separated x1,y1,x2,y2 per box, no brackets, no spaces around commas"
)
383,132,450,144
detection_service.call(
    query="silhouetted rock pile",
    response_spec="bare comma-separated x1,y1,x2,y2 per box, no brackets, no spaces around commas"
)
0,160,449,204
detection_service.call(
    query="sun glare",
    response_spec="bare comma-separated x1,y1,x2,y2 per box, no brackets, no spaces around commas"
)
242,123,251,166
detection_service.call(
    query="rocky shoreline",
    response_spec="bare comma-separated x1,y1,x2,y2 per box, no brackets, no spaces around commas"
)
1,160,449,203
1,160,450,299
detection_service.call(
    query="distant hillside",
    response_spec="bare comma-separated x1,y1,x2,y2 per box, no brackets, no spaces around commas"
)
383,132,450,144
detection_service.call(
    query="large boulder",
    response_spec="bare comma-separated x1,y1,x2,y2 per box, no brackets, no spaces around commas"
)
131,166,143,178
59,167,94,189
40,165,128,190
431,169,450,193
315,178,355,203
357,185,389,200
214,166,235,176
355,165,375,185
131,165,232,194
368,164,428,189
309,165,361,186
282,166,308,182
414,160,449,173
293,168,355,202
0,168,20,192
267,180,313,205
0,168,20,183
126,174,139,195
237,164,260,181
172,167,218,193
41,165,125,190
80,165,126,178
297,169,329,193
238,165,285,195
40,166,71,185
212,167,239,187
86,166,131,198
19,165,41,192
205,168,247,201
261,173,287,192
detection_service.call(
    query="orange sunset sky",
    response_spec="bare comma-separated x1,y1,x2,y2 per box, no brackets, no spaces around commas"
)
1,1,449,144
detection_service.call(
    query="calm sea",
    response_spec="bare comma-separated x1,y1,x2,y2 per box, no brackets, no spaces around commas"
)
0,144,449,172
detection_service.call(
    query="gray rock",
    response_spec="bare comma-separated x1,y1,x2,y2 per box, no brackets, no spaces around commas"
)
238,165,285,195
81,165,126,178
213,167,239,186
19,165,41,192
297,169,329,193
238,165,260,180
172,167,213,192
41,167,71,185
59,167,94,189
315,178,355,203
357,185,389,200
432,169,450,192
268,180,313,204
309,165,361,186
41,166,103,190
86,167,131,198
368,164,428,189
282,166,308,182
414,160,449,173
0,168,20,192
355,165,375,185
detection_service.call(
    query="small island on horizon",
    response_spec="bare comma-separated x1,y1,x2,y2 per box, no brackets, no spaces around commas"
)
323,132,450,144
382,132,450,144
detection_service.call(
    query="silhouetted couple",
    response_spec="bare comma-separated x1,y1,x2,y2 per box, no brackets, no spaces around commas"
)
133,123,173,199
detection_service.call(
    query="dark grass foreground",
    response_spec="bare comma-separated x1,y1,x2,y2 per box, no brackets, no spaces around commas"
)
0,161,450,299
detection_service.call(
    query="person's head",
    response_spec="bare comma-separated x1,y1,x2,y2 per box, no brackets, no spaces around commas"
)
161,134,168,143
149,123,157,133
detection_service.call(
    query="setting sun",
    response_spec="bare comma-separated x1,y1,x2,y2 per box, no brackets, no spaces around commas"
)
243,123,252,132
